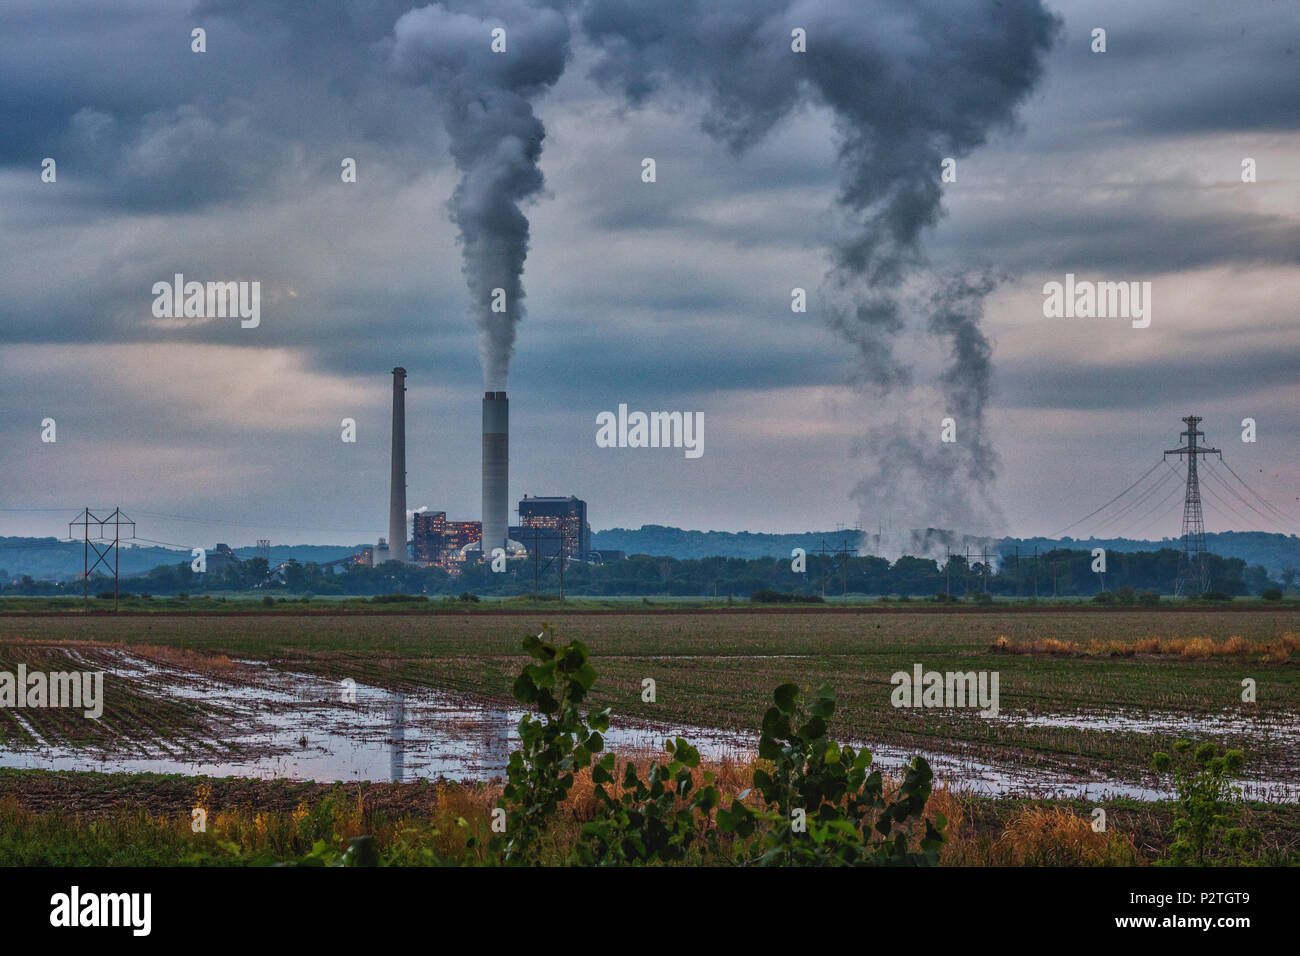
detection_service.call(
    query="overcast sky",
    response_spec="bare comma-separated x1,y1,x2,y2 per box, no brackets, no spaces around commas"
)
1,0,1297,550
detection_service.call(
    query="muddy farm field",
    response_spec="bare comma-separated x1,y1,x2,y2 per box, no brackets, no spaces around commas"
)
1,607,1297,865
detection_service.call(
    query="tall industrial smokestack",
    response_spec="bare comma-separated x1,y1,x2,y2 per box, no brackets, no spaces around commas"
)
389,367,408,563
482,390,508,558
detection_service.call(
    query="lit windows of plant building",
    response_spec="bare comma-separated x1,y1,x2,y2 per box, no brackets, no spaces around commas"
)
511,495,589,561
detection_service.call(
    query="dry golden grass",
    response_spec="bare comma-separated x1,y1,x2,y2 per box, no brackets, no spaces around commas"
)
1260,632,1300,663
128,643,243,676
992,632,1286,661
0,638,243,677
997,806,1139,866
942,803,1140,866
0,765,1151,866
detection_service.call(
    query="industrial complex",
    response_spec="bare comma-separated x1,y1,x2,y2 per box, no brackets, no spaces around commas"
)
364,368,601,575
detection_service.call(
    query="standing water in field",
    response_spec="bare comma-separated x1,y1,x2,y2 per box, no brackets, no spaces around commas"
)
0,649,1295,802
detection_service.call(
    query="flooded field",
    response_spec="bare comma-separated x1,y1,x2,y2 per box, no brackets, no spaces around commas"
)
2,647,1296,802
0,648,749,784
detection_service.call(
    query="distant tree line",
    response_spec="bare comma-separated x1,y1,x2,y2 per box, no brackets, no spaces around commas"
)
590,526,1300,578
1,547,1284,599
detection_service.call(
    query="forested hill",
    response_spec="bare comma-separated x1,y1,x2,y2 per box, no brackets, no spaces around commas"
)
591,527,1300,577
591,526,860,561
0,538,357,582
3,528,1296,582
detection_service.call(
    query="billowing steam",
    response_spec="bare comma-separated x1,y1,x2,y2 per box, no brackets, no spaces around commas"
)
856,272,1006,558
576,0,1059,552
390,2,570,388
387,0,1057,552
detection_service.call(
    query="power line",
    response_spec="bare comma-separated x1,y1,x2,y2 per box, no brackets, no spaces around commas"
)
1207,461,1288,529
1048,458,1165,538
1197,470,1266,531
0,538,82,550
1091,466,1179,536
1121,466,1188,537
1210,459,1299,531
2,505,377,540
1217,458,1298,522
1199,494,1253,534
1199,463,1274,531
125,509,377,537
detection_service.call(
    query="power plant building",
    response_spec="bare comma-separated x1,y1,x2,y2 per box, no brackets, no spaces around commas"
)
412,511,447,563
510,495,589,562
377,370,594,573
412,512,483,571
445,520,482,552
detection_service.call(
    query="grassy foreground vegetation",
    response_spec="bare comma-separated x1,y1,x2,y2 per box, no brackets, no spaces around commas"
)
6,768,1296,866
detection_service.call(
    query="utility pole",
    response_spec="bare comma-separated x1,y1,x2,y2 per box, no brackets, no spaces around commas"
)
529,525,570,600
816,538,828,598
558,527,565,601
812,538,852,600
1164,415,1220,597
840,536,849,597
69,508,135,612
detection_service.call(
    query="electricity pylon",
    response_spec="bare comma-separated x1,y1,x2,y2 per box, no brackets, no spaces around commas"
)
69,507,136,611
1164,416,1219,597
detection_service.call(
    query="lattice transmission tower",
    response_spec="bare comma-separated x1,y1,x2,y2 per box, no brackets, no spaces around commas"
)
1163,416,1219,597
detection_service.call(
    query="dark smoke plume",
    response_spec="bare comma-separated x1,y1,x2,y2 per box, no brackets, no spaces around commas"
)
391,2,570,388
576,0,1058,547
929,271,1001,486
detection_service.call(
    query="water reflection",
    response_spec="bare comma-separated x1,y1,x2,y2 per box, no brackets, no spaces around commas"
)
478,707,514,776
389,693,406,783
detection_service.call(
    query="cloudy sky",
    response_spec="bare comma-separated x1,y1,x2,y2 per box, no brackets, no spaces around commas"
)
1,0,1297,550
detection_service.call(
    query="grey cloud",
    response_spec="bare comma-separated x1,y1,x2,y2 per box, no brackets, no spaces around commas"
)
1045,5,1300,137
934,205,1300,275
1002,346,1300,413
0,0,449,212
